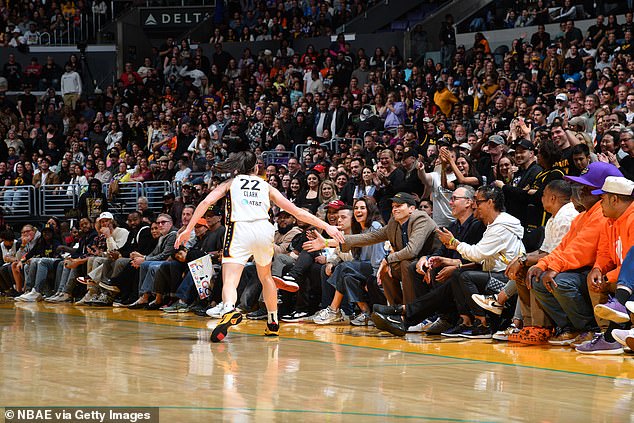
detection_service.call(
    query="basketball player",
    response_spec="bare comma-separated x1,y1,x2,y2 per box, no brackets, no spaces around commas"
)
175,151,344,342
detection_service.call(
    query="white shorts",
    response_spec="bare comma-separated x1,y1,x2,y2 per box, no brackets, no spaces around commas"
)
222,219,275,266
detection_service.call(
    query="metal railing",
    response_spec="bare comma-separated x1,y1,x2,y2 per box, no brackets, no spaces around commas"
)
32,7,114,46
143,181,172,211
105,181,143,214
294,137,363,160
1,186,36,217
261,151,294,166
40,184,80,216
0,181,189,220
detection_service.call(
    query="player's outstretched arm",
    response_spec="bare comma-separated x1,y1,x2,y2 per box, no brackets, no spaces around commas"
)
174,180,231,248
269,186,345,245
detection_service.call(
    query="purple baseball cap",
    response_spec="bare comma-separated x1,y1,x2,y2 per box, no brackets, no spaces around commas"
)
564,162,623,188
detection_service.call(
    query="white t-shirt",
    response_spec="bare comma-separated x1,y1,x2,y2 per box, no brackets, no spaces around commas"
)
540,202,578,253
227,175,271,222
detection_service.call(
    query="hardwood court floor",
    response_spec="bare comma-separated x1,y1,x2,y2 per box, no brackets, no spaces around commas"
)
1,301,634,422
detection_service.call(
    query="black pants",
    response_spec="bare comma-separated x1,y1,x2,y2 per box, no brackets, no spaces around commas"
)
404,278,458,327
287,251,321,313
110,264,140,303
452,270,507,317
0,263,13,291
153,261,186,295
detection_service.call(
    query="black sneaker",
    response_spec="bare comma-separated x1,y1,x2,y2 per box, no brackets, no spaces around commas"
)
193,306,211,317
461,321,493,339
281,310,311,322
441,322,471,337
7,288,21,298
265,321,279,336
210,311,243,343
371,312,407,337
247,307,268,320
372,304,405,315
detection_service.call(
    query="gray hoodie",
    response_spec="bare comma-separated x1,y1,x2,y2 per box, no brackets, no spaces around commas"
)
456,212,525,272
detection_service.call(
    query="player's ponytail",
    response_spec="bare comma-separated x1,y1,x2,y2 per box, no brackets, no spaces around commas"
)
215,151,258,175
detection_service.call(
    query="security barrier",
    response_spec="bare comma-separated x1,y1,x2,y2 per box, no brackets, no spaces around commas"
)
143,181,172,211
40,184,81,217
1,186,36,218
0,181,181,221
262,151,294,166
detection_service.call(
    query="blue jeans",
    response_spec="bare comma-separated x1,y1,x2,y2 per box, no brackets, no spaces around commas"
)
321,263,353,315
139,261,164,295
329,261,373,304
176,272,198,304
616,246,634,295
532,270,596,330
28,258,62,292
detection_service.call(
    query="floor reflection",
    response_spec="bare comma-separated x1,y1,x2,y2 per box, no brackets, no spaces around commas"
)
1,304,634,422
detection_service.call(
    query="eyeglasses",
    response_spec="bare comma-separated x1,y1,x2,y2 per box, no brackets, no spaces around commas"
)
474,199,490,205
156,220,170,225
450,196,469,201
21,229,33,234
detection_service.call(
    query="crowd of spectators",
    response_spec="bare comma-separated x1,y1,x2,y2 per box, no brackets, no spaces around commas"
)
2,1,634,354
464,0,626,33
0,0,112,48
0,0,384,48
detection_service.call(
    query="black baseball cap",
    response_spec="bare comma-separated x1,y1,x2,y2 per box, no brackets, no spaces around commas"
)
513,139,535,151
390,192,417,206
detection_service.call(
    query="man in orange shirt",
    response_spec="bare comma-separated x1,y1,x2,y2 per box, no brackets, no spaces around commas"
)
578,177,634,354
527,163,622,346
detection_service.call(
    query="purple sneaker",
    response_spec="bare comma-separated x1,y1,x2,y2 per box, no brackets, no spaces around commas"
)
575,333,624,355
611,328,634,347
594,298,630,324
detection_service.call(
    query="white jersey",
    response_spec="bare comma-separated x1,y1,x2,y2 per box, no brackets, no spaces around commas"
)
226,175,271,222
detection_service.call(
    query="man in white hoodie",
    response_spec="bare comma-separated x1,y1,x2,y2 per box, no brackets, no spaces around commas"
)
439,185,525,338
61,63,82,110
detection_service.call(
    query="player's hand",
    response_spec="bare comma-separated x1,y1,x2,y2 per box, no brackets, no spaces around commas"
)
174,230,190,248
325,224,345,245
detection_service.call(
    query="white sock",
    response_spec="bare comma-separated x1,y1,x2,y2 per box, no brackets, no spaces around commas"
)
268,311,278,324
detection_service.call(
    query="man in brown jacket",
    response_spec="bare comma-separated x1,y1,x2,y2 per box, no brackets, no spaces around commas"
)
32,157,61,188
314,192,437,306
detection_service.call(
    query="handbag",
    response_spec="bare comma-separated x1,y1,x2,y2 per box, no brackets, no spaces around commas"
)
485,274,506,294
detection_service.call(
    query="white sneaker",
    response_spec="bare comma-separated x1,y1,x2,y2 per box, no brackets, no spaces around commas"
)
612,328,634,347
313,306,346,325
626,301,634,314
206,302,226,318
20,289,43,302
44,293,61,302
407,321,426,333
52,293,71,303
75,291,94,305
14,290,31,302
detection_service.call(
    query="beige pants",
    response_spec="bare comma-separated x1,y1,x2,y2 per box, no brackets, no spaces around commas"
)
63,92,80,109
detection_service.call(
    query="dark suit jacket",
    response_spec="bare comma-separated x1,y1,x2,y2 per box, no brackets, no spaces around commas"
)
324,107,348,137
342,210,437,264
